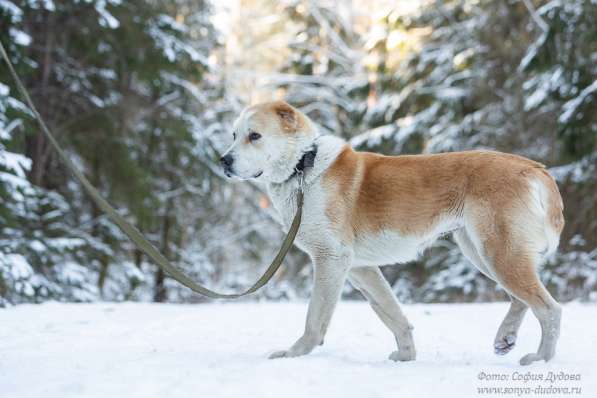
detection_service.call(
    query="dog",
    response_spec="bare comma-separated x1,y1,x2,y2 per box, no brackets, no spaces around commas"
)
220,100,565,365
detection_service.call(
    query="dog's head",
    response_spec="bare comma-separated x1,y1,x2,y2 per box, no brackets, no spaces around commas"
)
220,101,316,183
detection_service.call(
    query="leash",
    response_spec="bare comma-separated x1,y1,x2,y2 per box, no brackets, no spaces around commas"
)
0,40,305,299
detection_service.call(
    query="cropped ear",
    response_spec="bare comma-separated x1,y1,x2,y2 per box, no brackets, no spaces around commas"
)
272,101,299,131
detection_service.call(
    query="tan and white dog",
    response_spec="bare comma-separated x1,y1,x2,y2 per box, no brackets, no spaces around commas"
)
220,100,565,366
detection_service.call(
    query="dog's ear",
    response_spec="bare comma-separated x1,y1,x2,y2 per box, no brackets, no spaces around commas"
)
273,101,299,131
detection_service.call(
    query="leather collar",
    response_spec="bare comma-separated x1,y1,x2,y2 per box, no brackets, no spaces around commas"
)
287,145,318,182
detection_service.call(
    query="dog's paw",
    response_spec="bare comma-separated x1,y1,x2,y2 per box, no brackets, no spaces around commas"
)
268,334,320,359
268,344,315,359
494,334,517,356
519,353,545,366
389,348,416,362
268,350,291,359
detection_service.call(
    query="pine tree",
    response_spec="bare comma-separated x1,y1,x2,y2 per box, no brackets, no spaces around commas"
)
0,0,223,304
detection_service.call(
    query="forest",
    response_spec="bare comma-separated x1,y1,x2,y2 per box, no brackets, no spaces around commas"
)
1,0,595,306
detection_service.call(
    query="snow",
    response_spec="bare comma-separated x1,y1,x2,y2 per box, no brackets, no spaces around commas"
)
549,154,596,183
95,0,120,29
37,0,55,11
36,237,86,251
9,28,32,46
518,31,547,71
0,0,23,21
0,82,8,96
559,80,597,124
0,302,595,398
0,151,32,177
3,253,33,279
147,20,209,65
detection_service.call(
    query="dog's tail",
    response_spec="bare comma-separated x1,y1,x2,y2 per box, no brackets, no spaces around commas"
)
528,167,565,257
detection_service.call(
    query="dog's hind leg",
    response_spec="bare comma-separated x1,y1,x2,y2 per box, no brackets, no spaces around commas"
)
493,296,528,355
454,229,497,280
349,266,415,361
491,250,561,365
454,229,528,356
464,209,562,365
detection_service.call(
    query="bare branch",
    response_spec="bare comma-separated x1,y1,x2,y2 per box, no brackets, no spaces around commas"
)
521,0,549,33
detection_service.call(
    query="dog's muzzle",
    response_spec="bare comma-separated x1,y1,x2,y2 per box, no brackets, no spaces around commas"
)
220,154,234,176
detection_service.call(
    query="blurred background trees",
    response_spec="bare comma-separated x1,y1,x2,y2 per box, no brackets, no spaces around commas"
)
1,0,595,306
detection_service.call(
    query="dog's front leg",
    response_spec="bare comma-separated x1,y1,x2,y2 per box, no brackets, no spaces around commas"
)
269,249,351,359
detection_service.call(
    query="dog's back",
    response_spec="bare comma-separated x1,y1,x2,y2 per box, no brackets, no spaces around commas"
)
323,147,564,256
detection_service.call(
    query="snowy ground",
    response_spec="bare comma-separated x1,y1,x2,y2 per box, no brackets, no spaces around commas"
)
1,301,595,398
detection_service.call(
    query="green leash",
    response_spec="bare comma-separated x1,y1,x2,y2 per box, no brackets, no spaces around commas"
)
0,40,304,299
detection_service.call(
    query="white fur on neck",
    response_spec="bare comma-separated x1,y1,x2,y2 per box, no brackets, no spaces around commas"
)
263,133,309,183
266,134,346,236
303,135,346,185
268,134,346,191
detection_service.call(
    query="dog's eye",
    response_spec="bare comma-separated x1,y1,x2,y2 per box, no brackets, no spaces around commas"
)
249,131,262,142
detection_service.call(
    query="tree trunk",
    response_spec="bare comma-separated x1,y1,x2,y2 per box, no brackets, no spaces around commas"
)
86,153,111,296
26,9,54,187
154,198,173,302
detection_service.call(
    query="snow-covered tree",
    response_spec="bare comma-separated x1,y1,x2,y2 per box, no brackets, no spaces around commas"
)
1,0,594,305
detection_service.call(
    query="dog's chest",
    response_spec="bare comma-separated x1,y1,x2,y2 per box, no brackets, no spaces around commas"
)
267,181,331,250
267,183,299,229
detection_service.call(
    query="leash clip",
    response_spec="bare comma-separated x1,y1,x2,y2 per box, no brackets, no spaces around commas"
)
296,169,305,193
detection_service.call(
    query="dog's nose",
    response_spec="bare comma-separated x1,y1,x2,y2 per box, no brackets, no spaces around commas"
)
220,154,233,167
